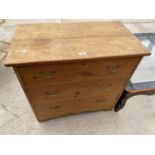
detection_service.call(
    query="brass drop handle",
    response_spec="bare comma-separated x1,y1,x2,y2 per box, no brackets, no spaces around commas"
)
46,91,58,97
96,99,106,103
107,64,120,73
101,83,112,90
49,105,62,110
40,71,56,79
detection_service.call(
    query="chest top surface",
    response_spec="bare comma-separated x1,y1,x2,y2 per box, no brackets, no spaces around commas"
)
5,21,150,66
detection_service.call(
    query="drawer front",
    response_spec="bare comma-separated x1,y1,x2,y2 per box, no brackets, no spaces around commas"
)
18,57,140,88
27,78,126,104
33,96,115,121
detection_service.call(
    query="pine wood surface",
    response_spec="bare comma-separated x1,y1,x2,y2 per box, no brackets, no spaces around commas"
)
5,22,150,66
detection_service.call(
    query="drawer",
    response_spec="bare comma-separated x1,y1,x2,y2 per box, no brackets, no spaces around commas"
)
33,96,115,121
18,57,140,88
27,78,126,104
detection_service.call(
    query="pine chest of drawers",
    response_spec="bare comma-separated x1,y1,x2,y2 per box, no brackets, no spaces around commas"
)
5,21,150,121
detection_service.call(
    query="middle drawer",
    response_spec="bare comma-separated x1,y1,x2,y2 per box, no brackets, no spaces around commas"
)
26,78,126,105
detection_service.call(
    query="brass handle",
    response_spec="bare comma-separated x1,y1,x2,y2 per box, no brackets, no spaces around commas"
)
101,83,112,90
40,71,56,79
96,99,106,103
46,91,57,97
107,64,120,73
49,105,62,110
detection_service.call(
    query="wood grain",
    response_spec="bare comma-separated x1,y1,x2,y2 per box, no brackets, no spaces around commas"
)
13,67,41,121
5,22,150,66
34,95,115,121
12,22,133,39
26,78,127,104
4,22,149,121
18,57,140,87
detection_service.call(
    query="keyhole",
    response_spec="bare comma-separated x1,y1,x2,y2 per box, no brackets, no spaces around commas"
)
74,91,80,98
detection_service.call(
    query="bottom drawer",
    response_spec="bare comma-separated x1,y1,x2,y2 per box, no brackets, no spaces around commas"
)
32,96,116,121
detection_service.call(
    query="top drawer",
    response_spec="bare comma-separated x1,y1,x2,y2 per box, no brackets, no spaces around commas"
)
18,57,140,88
